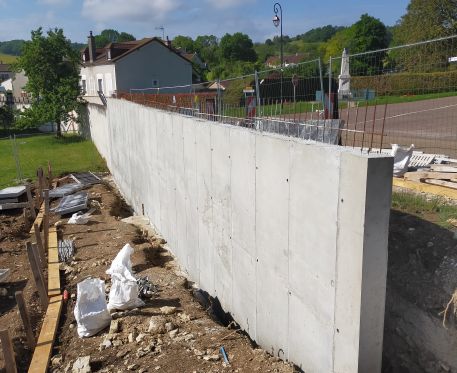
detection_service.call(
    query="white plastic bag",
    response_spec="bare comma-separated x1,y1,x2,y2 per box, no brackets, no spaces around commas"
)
68,212,89,225
391,144,415,177
74,278,111,338
106,244,144,311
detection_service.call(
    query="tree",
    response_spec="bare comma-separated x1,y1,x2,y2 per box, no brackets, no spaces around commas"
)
219,33,257,62
0,105,14,129
299,25,345,43
394,0,457,43
13,28,81,136
323,14,388,75
94,29,135,48
173,35,195,52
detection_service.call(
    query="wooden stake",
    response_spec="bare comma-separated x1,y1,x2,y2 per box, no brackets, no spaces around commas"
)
33,223,45,265
47,161,52,186
0,329,18,373
26,184,37,221
43,213,49,252
25,242,48,309
14,291,36,351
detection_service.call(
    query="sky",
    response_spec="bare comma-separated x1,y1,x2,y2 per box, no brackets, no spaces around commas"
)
0,0,411,43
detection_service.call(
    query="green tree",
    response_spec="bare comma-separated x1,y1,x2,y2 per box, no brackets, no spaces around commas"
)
394,0,457,43
220,33,257,62
194,35,220,66
299,25,345,43
94,29,135,48
0,105,15,129
13,28,81,136
173,35,195,52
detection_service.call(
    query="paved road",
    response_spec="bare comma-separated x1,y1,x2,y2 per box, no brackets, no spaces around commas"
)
339,96,457,156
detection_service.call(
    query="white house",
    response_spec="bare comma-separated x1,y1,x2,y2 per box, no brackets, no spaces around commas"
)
80,32,193,97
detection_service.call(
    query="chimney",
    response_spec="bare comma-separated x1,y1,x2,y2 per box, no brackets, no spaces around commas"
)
88,31,96,63
165,36,171,48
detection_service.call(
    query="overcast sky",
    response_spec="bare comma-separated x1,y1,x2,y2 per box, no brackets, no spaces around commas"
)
0,0,410,43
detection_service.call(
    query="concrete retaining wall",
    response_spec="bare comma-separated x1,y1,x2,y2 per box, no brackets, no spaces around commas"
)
87,98,393,372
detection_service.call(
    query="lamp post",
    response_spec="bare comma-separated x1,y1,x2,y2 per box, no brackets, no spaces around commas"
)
273,3,284,108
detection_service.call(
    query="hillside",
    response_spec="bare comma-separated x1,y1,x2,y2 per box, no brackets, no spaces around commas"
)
0,53,18,64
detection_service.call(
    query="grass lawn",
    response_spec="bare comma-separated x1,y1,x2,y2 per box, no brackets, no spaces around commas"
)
0,134,107,188
0,53,18,64
223,91,457,118
392,190,457,229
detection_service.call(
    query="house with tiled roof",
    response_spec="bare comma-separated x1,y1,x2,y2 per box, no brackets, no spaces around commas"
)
265,53,307,68
80,32,192,97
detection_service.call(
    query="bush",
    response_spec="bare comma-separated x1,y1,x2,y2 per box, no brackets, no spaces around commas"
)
351,70,457,96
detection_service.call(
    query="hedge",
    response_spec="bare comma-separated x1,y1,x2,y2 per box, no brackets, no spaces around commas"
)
351,70,457,96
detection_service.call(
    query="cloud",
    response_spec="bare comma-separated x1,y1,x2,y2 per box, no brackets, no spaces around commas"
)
204,0,256,9
82,0,181,23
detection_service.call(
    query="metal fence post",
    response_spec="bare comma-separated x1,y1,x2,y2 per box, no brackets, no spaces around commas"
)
328,57,333,120
255,70,261,118
318,57,325,111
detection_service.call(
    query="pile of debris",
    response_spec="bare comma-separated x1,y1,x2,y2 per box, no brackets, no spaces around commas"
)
403,164,457,189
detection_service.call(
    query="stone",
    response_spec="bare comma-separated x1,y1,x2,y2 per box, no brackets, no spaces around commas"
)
165,322,175,332
160,306,177,315
136,348,149,358
127,364,138,371
72,356,91,373
128,328,139,343
178,312,191,322
109,320,120,334
51,355,63,367
148,316,166,334
168,329,179,338
203,354,220,362
99,339,112,350
427,241,434,248
112,340,123,347
138,369,148,373
136,333,146,343
116,350,128,358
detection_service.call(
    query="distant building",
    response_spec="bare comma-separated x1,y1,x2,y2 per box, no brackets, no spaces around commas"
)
0,62,30,110
80,32,193,97
265,53,307,68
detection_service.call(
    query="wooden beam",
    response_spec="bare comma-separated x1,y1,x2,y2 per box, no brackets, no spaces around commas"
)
47,228,60,297
430,165,457,173
393,178,457,200
29,203,44,235
0,329,17,373
404,171,457,182
25,242,48,309
0,202,29,210
424,179,457,190
15,291,36,351
42,214,49,253
27,296,62,373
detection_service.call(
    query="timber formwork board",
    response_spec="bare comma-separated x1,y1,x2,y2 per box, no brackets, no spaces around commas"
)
27,295,62,373
29,203,45,235
47,228,60,297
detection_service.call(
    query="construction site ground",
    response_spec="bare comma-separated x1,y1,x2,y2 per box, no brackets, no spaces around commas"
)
0,180,296,373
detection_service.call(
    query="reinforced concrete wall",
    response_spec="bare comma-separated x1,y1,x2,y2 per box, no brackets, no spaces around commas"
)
87,98,393,372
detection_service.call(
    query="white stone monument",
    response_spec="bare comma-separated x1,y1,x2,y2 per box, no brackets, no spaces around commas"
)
338,48,351,99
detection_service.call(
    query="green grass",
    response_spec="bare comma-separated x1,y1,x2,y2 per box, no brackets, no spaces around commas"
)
0,53,18,64
0,134,107,188
222,90,457,118
392,191,457,228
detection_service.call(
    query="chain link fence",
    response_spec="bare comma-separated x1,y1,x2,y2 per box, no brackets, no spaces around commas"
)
118,35,457,156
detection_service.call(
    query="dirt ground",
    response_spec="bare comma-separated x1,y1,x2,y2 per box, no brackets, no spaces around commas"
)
0,180,296,373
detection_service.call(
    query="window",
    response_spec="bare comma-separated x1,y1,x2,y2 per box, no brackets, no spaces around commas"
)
81,80,87,95
152,79,159,87
98,79,103,93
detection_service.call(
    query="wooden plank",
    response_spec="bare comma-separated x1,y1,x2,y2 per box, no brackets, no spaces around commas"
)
0,202,29,210
15,291,36,351
29,203,45,235
33,224,45,265
47,228,60,297
393,178,457,200
404,171,457,182
430,165,457,173
27,295,62,373
424,179,457,190
0,329,18,373
43,214,49,252
25,242,48,309
26,184,37,221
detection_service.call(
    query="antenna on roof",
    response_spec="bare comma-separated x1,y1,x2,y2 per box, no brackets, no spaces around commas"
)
155,26,165,40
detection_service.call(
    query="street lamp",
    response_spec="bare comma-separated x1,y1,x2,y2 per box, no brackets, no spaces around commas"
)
273,2,283,107
272,3,283,68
